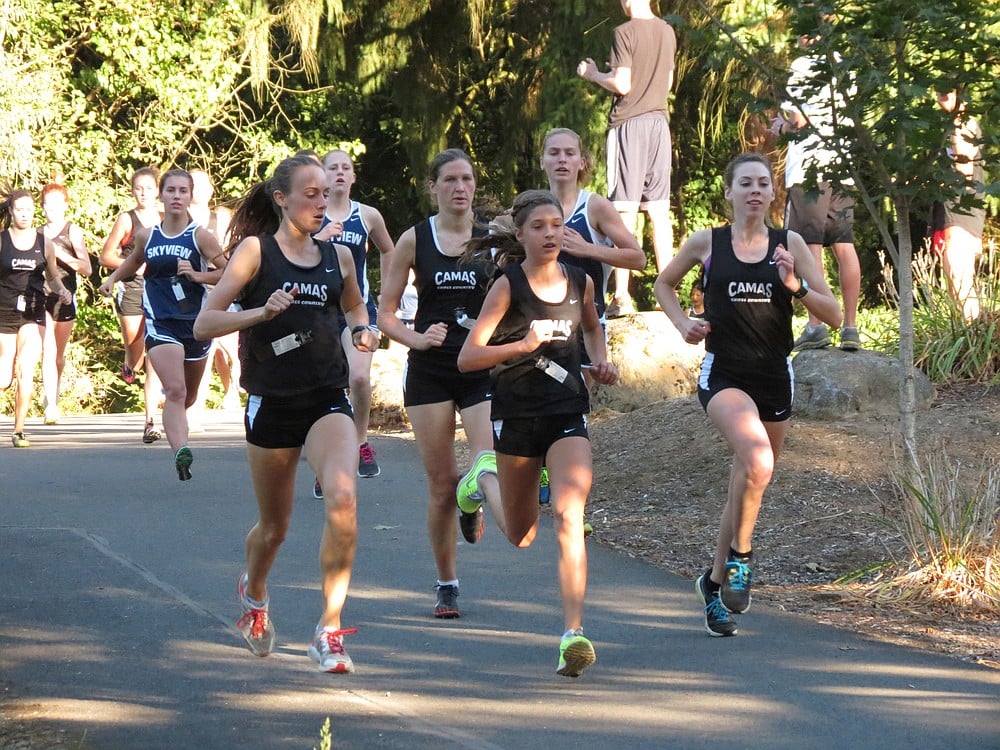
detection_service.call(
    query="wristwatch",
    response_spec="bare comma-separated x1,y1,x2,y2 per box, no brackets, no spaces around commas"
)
791,277,809,299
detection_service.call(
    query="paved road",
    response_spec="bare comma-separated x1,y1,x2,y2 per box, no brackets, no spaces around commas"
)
2,412,998,749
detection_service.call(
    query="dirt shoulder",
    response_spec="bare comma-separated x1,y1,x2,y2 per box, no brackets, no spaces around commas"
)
587,383,1000,669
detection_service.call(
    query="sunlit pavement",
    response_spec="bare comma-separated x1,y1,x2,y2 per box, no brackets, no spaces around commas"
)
2,412,999,749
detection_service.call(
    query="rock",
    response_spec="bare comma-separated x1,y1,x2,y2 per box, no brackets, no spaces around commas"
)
592,311,703,412
369,341,409,428
792,348,936,419
367,314,935,427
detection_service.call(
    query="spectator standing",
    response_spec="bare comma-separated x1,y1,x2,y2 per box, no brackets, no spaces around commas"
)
770,36,861,351
577,0,676,317
932,88,986,322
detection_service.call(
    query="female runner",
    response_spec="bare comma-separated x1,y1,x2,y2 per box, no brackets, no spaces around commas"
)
457,189,618,677
377,148,507,619
99,169,226,480
654,153,841,637
100,167,164,443
194,154,379,673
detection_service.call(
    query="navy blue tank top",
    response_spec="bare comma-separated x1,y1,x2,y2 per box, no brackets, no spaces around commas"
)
320,201,375,311
559,190,612,320
141,221,206,321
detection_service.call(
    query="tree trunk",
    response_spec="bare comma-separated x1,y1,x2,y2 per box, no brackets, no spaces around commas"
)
894,198,918,464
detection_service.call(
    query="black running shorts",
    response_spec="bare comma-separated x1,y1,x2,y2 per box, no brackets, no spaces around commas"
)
492,413,589,458
245,386,354,449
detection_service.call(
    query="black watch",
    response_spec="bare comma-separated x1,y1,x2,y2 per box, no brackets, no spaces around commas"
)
351,325,370,336
791,277,809,299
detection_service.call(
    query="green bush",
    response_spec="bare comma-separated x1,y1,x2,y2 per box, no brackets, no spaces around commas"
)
876,246,1000,385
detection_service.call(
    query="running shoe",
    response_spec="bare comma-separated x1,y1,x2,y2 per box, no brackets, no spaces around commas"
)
695,570,737,637
433,583,460,619
120,361,136,385
237,572,275,656
309,627,358,673
539,466,551,505
456,450,497,512
556,629,596,677
43,407,59,425
792,323,831,352
840,326,861,351
142,421,161,444
459,506,485,544
175,445,193,481
358,442,380,478
313,477,323,500
721,555,754,614
11,432,30,448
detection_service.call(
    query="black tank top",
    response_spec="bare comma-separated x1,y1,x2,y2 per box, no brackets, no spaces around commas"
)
43,222,79,294
238,235,349,397
703,226,794,364
410,215,492,367
489,262,589,419
119,209,158,282
0,230,46,310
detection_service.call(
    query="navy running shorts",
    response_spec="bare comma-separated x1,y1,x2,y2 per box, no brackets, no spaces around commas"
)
145,317,212,361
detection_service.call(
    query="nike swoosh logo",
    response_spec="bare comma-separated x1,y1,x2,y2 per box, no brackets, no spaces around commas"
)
768,259,777,265
775,408,788,416
563,427,575,434
325,267,337,272
569,299,578,304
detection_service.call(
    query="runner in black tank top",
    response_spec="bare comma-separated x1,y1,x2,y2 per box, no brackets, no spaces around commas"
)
39,182,93,424
654,153,842,639
376,149,508,620
194,155,379,674
99,167,164,443
458,190,620,678
0,187,71,448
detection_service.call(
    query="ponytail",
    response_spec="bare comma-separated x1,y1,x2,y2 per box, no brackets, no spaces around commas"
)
227,154,321,253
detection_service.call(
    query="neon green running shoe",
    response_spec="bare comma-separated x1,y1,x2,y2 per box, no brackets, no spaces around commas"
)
175,445,193,481
556,629,596,678
456,450,496,513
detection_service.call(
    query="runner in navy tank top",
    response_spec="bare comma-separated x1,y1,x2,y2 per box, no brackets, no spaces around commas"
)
540,128,644,323
195,155,378,674
458,189,619,678
99,170,226,482
39,182,92,425
377,148,509,619
313,149,395,482
654,153,841,638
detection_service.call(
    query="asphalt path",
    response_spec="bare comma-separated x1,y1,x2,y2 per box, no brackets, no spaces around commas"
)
1,411,998,749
